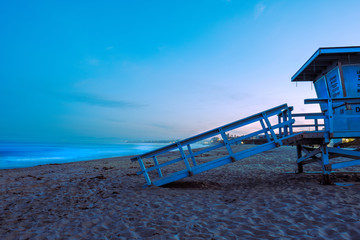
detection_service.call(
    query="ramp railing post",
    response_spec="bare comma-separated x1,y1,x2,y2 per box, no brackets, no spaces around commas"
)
262,113,281,145
260,119,271,143
153,156,163,178
282,111,288,136
219,128,235,161
314,119,319,131
137,157,152,186
287,107,294,135
278,114,283,138
187,144,197,166
177,143,193,175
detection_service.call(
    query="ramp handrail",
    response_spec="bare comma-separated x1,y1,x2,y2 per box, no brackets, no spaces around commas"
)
290,112,326,132
132,104,295,186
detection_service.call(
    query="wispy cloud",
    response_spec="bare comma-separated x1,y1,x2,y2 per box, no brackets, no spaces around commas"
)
64,93,146,109
147,122,174,130
106,46,114,50
87,58,100,66
254,2,266,18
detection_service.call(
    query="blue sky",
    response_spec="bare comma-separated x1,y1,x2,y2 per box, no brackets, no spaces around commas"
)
1,0,360,142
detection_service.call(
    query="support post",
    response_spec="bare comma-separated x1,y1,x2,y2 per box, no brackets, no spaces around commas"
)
296,145,303,173
321,144,332,185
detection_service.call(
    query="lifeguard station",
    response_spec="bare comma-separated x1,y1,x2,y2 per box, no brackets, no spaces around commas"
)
132,46,360,187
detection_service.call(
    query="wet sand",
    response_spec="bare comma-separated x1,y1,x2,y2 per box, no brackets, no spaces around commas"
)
1,145,360,239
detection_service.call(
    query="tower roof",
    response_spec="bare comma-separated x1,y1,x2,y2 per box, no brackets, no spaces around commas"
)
291,46,360,82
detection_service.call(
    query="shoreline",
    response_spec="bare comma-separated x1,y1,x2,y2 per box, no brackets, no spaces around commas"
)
1,146,360,239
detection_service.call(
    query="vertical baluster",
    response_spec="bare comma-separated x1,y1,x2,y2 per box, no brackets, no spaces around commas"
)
278,114,283,138
262,113,280,145
260,119,271,142
314,119,319,131
287,107,293,135
137,157,152,186
177,143,192,175
153,156,163,178
219,128,236,162
187,144,197,166
282,111,288,136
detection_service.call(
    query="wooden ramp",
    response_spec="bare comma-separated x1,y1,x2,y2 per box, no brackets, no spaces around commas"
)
131,104,312,187
131,102,360,186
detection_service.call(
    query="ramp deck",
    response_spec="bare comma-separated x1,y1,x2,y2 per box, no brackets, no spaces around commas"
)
132,99,360,187
132,104,325,187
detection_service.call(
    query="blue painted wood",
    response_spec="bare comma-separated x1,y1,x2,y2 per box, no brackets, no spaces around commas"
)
187,144,197,166
192,142,224,155
291,47,360,82
287,107,294,135
293,124,325,128
136,156,183,175
296,148,321,163
277,115,283,138
177,143,192,173
151,142,278,187
314,119,319,131
137,157,152,185
153,156,163,177
260,119,271,142
219,128,234,156
132,104,294,185
132,47,360,187
321,145,331,175
331,160,360,170
135,108,359,187
132,104,311,187
262,113,280,145
152,169,190,187
305,97,360,104
271,120,295,132
228,129,267,145
328,148,360,158
292,112,325,119
282,111,288,136
190,142,277,176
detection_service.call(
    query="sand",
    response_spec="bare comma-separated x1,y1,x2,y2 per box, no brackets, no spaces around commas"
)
1,145,360,239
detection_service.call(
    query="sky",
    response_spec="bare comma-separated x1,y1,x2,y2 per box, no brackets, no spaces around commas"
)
1,0,360,143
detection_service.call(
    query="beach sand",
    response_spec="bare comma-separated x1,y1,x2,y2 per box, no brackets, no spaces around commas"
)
1,145,360,239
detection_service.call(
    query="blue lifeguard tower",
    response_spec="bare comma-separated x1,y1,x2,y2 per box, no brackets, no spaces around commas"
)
132,46,360,186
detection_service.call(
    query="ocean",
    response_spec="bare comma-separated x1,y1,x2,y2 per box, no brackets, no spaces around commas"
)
0,142,204,169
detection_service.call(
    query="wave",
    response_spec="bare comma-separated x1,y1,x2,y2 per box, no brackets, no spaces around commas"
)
0,142,203,169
